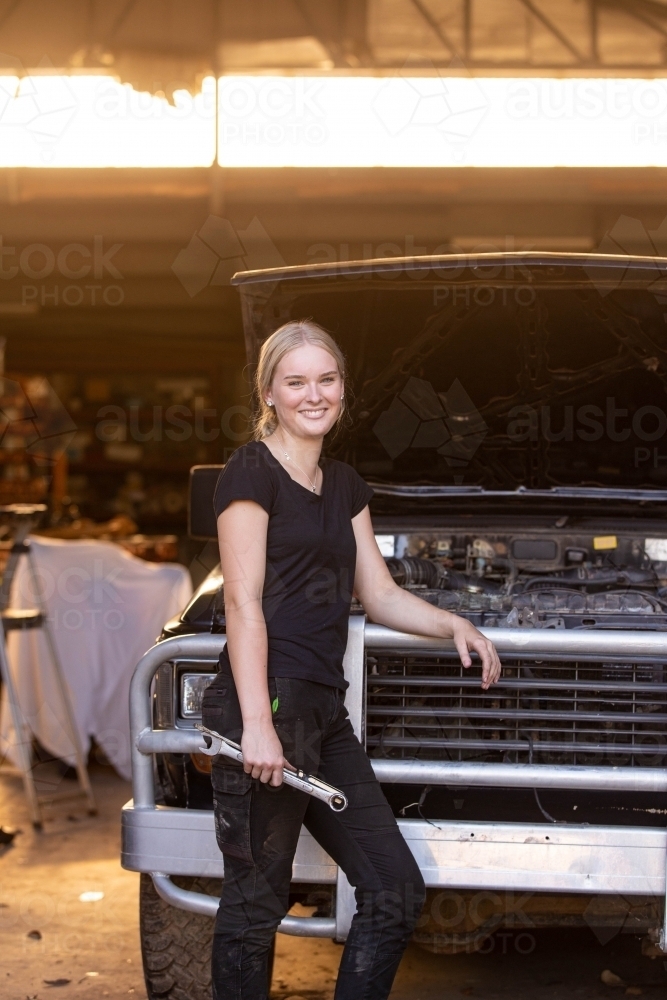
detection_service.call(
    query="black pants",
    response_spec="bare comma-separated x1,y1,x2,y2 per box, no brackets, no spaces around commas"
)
202,674,426,1000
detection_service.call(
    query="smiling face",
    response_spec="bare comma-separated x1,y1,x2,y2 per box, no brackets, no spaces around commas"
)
267,342,344,441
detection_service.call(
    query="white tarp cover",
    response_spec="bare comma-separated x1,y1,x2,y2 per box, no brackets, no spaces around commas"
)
0,536,192,780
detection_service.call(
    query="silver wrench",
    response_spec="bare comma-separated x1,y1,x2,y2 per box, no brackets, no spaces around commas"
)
195,723,348,812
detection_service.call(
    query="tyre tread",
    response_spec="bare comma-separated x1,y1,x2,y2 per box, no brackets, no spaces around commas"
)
139,873,218,1000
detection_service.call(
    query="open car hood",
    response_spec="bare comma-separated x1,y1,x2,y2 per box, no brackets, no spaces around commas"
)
232,252,667,499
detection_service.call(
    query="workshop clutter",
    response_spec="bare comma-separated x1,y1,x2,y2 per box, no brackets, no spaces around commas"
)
1,372,223,532
55,372,214,527
0,374,70,505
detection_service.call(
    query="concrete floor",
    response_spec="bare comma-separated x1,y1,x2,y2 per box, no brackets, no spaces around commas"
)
0,760,666,1000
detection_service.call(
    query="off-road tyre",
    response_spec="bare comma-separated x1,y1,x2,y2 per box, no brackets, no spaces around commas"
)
139,874,276,999
140,873,219,1000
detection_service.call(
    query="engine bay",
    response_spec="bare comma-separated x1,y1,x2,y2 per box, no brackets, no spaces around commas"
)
164,513,667,822
377,523,667,630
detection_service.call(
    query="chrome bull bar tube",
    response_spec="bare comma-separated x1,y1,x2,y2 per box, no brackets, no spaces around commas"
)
130,633,228,809
128,624,667,947
150,873,336,937
135,728,667,794
366,622,667,660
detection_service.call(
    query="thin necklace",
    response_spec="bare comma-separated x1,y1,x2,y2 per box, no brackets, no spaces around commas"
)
275,433,320,493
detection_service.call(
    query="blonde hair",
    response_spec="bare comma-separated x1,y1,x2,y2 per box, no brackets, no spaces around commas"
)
253,320,347,440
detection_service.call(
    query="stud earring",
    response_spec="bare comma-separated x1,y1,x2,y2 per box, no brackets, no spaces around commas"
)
266,400,274,407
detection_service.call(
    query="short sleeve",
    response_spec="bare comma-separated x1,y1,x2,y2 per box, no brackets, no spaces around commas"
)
213,443,276,519
349,466,374,518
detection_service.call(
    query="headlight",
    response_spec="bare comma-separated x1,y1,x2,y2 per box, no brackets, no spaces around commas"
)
180,673,216,717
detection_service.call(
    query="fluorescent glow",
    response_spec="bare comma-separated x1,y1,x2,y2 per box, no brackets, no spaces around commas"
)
217,76,667,168
2,73,667,167
0,75,216,167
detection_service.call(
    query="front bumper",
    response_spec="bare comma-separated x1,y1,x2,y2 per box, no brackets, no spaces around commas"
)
122,802,667,895
124,626,667,945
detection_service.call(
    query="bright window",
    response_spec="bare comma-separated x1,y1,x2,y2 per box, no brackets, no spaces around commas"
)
2,73,667,168
0,74,216,167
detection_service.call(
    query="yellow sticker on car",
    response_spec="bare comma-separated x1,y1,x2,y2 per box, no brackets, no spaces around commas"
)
593,535,617,550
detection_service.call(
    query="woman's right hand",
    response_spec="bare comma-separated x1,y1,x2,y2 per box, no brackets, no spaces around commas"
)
241,722,286,787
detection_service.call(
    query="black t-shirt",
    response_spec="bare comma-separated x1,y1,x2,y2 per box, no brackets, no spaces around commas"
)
212,439,374,690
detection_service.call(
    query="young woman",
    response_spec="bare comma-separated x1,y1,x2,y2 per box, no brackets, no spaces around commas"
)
202,319,502,1000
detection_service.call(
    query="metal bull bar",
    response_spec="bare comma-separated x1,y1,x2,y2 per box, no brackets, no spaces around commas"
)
126,622,667,947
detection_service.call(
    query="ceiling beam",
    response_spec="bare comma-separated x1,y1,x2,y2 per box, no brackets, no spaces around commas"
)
463,0,472,61
516,0,588,63
105,0,139,42
291,0,350,67
0,0,22,34
588,0,600,62
601,0,667,41
409,0,461,59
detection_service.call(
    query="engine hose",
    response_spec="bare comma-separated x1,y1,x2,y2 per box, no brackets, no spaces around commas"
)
384,557,500,594
516,570,657,594
385,557,441,588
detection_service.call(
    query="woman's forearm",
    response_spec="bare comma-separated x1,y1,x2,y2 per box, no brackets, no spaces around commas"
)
360,574,501,689
225,596,273,725
362,581,459,637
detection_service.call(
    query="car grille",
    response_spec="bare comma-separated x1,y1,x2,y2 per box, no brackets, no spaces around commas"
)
365,653,667,767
